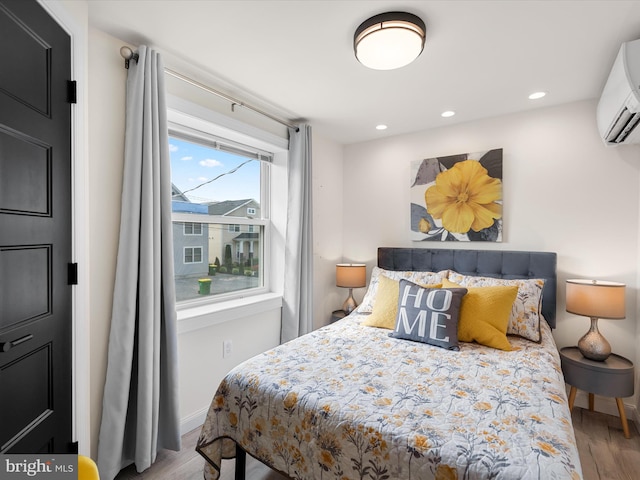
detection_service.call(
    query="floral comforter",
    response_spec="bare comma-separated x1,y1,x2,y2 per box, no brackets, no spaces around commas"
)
197,314,582,480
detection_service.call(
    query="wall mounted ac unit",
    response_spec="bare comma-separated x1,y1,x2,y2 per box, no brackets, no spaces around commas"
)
597,38,640,146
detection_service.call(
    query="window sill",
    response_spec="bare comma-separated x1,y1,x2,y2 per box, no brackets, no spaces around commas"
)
176,292,283,334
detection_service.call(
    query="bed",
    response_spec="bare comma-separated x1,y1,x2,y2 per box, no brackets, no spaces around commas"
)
196,248,582,480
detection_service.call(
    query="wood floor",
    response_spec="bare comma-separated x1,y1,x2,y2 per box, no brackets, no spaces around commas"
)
113,427,284,480
115,407,639,480
572,408,640,480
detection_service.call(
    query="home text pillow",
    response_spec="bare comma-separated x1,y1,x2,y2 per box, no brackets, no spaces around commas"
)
358,266,445,313
362,275,442,329
448,272,545,342
442,278,517,351
389,279,467,351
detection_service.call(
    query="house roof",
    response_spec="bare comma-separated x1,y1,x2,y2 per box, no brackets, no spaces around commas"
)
233,232,260,241
171,183,189,202
207,199,258,216
172,201,208,214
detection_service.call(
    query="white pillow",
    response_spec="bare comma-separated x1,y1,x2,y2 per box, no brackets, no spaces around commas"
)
358,266,446,313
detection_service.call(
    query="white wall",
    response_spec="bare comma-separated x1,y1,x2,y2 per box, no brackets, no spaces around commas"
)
311,131,345,328
177,308,281,432
342,100,640,415
87,26,126,460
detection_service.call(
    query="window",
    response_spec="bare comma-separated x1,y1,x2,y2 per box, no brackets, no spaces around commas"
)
167,97,289,316
184,246,203,264
184,222,202,235
169,125,271,304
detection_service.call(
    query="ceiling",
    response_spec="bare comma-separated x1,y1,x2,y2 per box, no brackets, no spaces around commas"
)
87,0,640,145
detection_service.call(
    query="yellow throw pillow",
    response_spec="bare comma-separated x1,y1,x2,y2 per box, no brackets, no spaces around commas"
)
442,279,517,351
362,275,442,329
447,272,545,342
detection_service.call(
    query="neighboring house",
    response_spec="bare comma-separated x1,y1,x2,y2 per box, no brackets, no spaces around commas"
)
172,184,190,203
172,184,209,277
207,199,261,269
171,188,260,275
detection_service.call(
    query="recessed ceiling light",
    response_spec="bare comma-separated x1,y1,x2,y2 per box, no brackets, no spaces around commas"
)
528,91,546,100
441,111,455,118
376,124,388,130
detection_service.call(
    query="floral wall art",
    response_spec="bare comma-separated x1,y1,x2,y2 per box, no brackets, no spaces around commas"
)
410,149,503,242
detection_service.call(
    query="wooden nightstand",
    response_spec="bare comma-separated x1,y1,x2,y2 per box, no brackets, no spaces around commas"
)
330,309,347,323
560,346,634,438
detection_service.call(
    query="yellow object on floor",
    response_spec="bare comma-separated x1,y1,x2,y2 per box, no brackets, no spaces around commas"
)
78,455,100,480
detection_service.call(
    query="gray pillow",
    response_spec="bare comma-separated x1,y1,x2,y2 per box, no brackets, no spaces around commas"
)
389,279,467,351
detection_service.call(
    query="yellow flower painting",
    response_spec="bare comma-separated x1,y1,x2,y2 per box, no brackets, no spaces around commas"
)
410,149,503,241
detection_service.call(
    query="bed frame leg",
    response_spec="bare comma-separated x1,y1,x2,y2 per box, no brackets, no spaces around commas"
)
235,443,246,480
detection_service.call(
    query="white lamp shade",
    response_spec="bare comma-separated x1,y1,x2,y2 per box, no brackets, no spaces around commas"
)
336,264,366,288
566,279,625,319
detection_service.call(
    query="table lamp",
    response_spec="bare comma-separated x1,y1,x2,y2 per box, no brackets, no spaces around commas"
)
336,264,366,314
566,279,625,361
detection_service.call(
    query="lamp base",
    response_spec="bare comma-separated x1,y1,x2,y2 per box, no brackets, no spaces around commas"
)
577,317,611,361
342,288,357,314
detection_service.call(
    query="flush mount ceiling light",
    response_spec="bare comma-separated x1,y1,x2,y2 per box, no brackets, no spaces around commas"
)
354,12,426,70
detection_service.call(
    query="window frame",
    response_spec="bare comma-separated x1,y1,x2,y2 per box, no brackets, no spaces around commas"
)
167,96,289,323
167,106,278,309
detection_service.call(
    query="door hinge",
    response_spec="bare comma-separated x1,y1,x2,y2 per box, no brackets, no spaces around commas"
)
67,80,77,104
68,263,78,285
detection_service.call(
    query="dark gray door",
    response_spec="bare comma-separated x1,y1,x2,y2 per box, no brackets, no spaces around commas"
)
0,0,74,453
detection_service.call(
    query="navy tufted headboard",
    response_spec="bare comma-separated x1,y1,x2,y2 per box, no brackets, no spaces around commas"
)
377,248,557,328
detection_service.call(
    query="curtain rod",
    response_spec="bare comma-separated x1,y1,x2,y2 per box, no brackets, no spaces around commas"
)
119,46,299,132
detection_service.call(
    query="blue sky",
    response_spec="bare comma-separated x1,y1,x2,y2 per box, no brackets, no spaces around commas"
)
169,136,261,204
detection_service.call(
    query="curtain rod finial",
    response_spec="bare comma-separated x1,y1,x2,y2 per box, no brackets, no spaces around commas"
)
120,46,139,69
120,46,134,59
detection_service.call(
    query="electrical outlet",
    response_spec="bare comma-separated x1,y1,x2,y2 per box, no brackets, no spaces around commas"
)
223,339,232,358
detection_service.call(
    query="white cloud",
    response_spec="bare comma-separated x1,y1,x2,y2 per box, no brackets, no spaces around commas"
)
188,177,209,183
199,158,223,168
181,156,193,161
169,143,178,152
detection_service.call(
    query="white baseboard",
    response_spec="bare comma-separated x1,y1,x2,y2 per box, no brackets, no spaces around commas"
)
181,406,209,436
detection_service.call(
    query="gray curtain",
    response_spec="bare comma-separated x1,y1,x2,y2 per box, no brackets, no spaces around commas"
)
281,125,314,343
98,46,181,480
